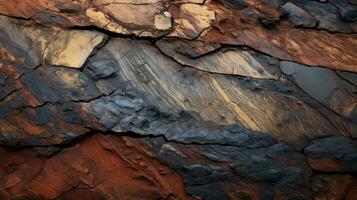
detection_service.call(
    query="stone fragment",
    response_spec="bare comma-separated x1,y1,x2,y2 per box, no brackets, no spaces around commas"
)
157,39,281,79
147,137,312,200
311,174,354,200
21,66,102,103
0,135,191,199
299,1,357,33
0,15,56,68
223,0,247,10
281,61,357,121
346,180,357,200
43,30,105,68
0,16,106,69
0,103,90,146
304,136,357,172
169,3,216,39
202,25,357,72
182,164,234,185
0,0,53,18
157,39,221,58
337,71,357,87
98,2,172,37
330,0,357,22
154,11,172,31
200,0,357,72
83,59,119,80
281,2,317,27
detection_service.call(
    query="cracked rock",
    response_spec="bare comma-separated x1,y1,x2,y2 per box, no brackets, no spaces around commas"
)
0,1,356,200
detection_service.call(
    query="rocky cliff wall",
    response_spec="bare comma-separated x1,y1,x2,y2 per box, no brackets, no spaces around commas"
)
0,0,356,199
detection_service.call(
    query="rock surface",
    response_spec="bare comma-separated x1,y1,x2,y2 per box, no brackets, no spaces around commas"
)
0,0,356,200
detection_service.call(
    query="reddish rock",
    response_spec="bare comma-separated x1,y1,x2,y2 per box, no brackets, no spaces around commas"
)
0,135,192,200
346,180,357,200
311,174,354,200
0,0,356,199
0,0,53,18
201,9,357,72
307,158,346,173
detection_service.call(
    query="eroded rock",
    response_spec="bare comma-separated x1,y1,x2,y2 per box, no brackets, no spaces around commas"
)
43,31,105,68
0,1,356,200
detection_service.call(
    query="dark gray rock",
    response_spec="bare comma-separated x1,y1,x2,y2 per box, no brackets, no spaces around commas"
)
33,11,73,27
281,2,317,27
281,61,357,122
217,143,311,199
33,66,102,102
148,137,312,199
0,72,6,86
0,16,56,68
340,8,357,22
337,71,357,87
83,59,119,80
185,183,230,200
30,106,56,125
304,136,357,172
223,0,248,9
330,0,357,22
21,70,60,104
0,106,9,119
181,164,234,185
34,146,62,157
299,0,356,33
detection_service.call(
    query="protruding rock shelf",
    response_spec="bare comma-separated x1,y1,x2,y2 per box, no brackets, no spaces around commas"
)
0,0,356,199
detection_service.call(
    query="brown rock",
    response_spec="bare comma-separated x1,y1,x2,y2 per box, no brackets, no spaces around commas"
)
0,1,356,199
169,3,216,39
311,174,354,200
0,135,192,200
43,30,106,68
0,0,53,18
346,180,357,200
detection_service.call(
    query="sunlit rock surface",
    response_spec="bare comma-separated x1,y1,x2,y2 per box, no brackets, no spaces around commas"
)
0,0,356,199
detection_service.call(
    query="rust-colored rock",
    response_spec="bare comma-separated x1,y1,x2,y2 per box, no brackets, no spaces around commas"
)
311,174,354,200
0,0,356,199
0,0,53,18
0,135,191,199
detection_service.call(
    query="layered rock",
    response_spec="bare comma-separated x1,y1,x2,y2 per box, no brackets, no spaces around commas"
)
0,0,356,199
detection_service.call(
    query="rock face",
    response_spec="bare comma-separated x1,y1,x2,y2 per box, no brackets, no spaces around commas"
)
0,0,356,200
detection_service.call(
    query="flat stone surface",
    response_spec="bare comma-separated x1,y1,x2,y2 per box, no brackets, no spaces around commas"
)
305,136,357,172
157,38,281,79
169,3,216,39
281,61,357,121
43,30,105,68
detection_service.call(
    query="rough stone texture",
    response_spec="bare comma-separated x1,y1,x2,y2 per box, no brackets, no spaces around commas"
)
0,0,356,199
0,135,192,199
43,30,105,68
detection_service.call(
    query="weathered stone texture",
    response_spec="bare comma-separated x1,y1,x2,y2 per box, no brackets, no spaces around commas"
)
0,0,356,199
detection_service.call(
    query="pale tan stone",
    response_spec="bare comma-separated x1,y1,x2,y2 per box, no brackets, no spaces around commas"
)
154,11,172,30
170,3,215,39
86,8,111,26
44,31,105,68
180,3,215,29
96,3,172,36
104,3,162,26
